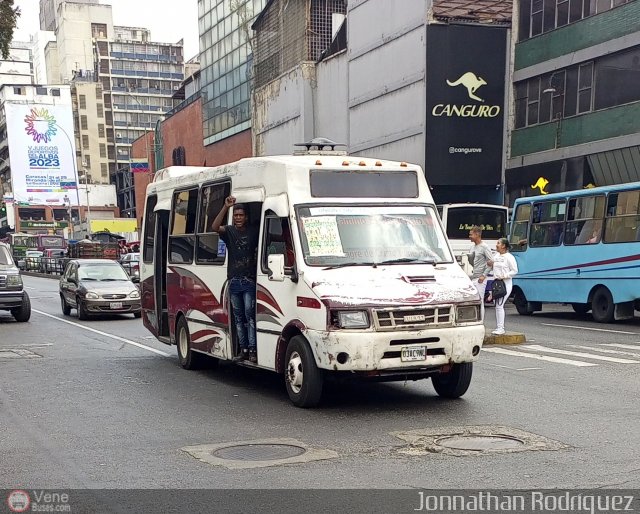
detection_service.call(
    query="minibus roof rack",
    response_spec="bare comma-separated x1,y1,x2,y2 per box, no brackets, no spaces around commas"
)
293,137,347,155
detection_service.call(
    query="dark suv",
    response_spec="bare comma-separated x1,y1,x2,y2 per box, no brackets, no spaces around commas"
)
0,242,31,322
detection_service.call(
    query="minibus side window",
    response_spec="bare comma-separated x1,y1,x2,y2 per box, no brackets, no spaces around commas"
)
195,182,231,265
142,195,157,264
169,188,198,264
262,216,295,273
530,200,565,247
604,190,640,243
564,195,605,245
510,203,531,252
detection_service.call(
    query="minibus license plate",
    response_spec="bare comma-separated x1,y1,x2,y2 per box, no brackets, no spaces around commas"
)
110,302,123,310
401,346,426,362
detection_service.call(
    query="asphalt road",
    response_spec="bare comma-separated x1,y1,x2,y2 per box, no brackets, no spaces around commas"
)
1,275,639,493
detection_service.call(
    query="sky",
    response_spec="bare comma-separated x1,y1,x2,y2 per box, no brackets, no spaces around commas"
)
13,0,200,59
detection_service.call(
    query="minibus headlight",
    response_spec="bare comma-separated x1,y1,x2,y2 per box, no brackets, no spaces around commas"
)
337,311,370,329
7,275,22,287
129,290,140,299
457,305,479,323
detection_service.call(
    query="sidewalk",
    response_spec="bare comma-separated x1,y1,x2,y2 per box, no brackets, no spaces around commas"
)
482,302,526,345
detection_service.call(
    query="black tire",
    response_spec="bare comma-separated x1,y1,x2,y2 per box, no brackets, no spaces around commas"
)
133,312,142,319
571,303,591,315
12,292,31,323
77,297,89,320
176,316,206,369
513,289,534,316
60,295,71,316
284,335,324,408
591,287,614,323
432,362,473,399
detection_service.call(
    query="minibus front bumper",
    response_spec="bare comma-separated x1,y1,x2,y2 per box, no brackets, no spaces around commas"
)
304,324,485,372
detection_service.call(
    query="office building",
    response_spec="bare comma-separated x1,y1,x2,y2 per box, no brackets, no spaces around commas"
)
198,0,266,152
507,0,640,203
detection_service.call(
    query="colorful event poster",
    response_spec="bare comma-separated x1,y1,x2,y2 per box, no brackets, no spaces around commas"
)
301,216,345,257
5,101,79,206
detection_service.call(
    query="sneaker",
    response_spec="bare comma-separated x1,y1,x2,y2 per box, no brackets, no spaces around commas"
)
248,349,257,363
232,349,249,363
492,329,505,335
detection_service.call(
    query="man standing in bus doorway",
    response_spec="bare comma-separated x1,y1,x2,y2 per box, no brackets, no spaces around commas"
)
212,196,259,363
468,225,493,321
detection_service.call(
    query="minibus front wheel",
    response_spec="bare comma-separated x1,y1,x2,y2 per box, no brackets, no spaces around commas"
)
285,336,324,408
591,287,614,323
432,362,473,398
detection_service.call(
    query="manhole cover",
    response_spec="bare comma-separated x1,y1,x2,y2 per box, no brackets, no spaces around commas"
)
212,444,306,461
435,435,524,451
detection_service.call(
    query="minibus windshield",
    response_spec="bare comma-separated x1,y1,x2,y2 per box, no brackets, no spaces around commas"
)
296,205,452,267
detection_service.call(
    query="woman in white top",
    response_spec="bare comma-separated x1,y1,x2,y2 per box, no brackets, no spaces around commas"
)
487,238,518,335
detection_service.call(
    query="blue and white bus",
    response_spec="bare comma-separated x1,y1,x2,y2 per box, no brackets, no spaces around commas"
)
509,182,640,322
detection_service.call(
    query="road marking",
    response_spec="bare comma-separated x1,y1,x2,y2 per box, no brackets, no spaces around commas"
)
569,345,640,358
521,344,640,364
482,347,597,367
33,309,171,357
540,323,638,335
603,343,640,351
482,362,542,371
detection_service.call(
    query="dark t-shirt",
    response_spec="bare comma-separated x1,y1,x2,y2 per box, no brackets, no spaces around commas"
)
220,225,259,280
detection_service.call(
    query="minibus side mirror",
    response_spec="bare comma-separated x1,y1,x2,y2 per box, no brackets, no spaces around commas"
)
267,254,285,282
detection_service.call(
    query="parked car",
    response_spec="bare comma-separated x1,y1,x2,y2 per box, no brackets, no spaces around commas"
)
119,252,140,279
40,249,67,274
0,242,31,322
59,259,141,320
17,250,43,271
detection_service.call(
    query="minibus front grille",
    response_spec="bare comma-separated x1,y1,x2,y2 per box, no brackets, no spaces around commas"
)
373,305,453,330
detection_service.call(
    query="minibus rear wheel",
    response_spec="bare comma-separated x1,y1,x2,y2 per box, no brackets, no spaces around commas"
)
285,336,324,408
176,316,206,369
432,362,473,398
591,287,614,323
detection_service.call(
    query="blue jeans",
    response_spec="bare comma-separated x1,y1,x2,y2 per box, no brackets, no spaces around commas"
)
228,277,256,351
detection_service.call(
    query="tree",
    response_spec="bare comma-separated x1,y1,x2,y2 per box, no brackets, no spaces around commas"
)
0,0,21,60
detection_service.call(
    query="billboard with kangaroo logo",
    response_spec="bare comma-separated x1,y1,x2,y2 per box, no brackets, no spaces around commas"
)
425,24,508,187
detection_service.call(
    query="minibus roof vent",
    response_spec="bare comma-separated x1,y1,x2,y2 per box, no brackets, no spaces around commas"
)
294,137,347,156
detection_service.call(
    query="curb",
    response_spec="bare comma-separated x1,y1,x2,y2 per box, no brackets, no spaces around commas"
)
483,332,526,345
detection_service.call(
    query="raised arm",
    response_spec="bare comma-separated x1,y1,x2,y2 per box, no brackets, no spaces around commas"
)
211,196,235,233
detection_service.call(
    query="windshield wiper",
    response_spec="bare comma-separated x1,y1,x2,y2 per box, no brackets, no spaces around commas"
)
322,261,377,270
80,277,97,281
378,257,436,265
101,278,126,281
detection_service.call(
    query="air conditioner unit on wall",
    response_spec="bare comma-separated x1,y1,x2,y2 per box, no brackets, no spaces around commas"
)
116,133,122,138
173,86,179,90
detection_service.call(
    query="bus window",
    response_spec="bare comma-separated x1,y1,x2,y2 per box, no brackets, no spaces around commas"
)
169,188,198,264
530,200,565,247
564,195,605,245
143,195,157,264
510,203,531,251
604,190,640,243
196,182,230,264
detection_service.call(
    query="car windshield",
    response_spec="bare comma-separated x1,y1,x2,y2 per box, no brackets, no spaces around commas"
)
0,246,13,265
296,205,452,267
78,264,130,281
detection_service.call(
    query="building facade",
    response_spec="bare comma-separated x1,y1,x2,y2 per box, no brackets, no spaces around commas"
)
507,0,640,205
98,31,184,217
198,0,266,147
252,0,512,205
0,43,34,86
0,84,117,237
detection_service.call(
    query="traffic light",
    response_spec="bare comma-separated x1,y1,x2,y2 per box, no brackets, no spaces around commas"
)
0,202,6,217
